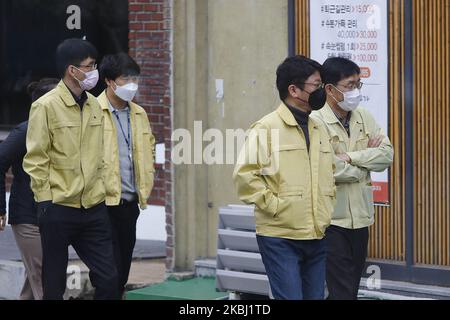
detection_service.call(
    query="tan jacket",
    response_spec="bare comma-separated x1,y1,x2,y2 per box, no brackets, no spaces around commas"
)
311,103,394,229
97,91,155,209
23,81,105,209
233,103,336,240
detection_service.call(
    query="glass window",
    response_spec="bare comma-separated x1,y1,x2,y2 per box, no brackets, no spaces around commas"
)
0,0,129,130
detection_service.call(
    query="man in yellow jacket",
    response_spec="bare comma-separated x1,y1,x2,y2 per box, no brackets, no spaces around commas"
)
98,53,155,296
311,57,394,300
233,55,336,300
23,39,118,299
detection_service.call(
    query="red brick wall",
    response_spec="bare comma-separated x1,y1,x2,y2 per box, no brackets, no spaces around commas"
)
128,0,173,269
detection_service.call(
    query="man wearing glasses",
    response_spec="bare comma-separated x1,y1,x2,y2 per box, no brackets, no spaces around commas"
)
311,57,394,300
97,53,155,297
23,38,119,300
233,55,336,300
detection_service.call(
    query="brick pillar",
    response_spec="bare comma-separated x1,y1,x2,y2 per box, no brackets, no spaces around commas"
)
128,0,173,270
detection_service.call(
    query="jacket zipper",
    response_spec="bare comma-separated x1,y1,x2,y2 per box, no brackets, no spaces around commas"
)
299,124,321,235
79,105,86,211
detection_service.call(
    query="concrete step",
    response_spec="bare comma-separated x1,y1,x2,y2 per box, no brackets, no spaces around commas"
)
194,258,450,300
194,259,217,278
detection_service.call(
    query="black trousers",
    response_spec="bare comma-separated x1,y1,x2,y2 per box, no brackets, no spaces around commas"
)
38,202,119,300
107,200,140,295
325,225,369,300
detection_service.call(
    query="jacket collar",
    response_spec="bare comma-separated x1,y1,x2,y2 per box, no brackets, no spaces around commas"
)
57,80,81,107
277,103,320,129
97,90,144,115
321,103,340,124
97,91,110,111
276,103,300,127
321,102,364,125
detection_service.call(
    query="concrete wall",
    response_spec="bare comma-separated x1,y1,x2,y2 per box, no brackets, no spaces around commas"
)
172,0,288,271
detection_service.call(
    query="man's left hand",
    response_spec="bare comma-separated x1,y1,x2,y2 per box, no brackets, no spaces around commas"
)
337,153,352,163
368,135,383,148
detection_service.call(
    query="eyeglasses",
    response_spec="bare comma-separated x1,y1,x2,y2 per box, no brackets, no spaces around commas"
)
75,64,97,71
336,81,364,90
296,82,325,90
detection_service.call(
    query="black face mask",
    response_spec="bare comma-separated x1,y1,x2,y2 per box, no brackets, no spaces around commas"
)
307,88,327,110
294,87,327,111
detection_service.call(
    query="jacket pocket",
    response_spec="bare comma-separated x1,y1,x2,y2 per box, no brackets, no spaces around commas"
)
330,134,346,154
51,121,79,130
50,122,80,154
355,132,370,150
89,119,103,142
274,144,308,188
49,160,76,197
333,186,348,220
89,119,102,126
273,186,309,230
317,186,335,226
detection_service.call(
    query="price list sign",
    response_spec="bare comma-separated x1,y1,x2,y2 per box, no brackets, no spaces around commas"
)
310,0,390,204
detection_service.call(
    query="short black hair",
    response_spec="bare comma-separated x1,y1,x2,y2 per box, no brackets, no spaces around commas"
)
27,78,60,102
56,38,98,78
321,57,360,86
99,53,141,82
276,55,322,101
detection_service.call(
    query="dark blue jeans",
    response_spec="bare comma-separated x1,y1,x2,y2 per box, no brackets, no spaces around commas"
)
256,235,326,300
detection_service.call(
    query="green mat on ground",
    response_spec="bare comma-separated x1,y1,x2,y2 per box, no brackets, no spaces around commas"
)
126,277,228,300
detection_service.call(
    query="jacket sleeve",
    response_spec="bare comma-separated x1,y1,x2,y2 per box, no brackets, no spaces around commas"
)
232,123,283,216
0,125,27,213
346,110,394,172
334,156,369,183
23,102,52,202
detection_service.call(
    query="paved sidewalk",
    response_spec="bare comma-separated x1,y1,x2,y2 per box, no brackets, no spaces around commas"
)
1,225,167,300
0,226,165,260
67,258,167,292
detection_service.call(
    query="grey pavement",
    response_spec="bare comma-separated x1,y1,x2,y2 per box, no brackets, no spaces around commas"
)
0,226,165,261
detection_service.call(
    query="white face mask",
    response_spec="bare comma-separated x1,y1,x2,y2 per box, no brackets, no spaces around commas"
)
114,82,139,102
73,68,99,91
332,86,362,112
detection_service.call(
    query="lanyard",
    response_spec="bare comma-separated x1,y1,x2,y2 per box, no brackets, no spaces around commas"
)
112,109,132,160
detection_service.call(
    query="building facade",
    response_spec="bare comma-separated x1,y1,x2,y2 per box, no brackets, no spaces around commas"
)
1,0,449,287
